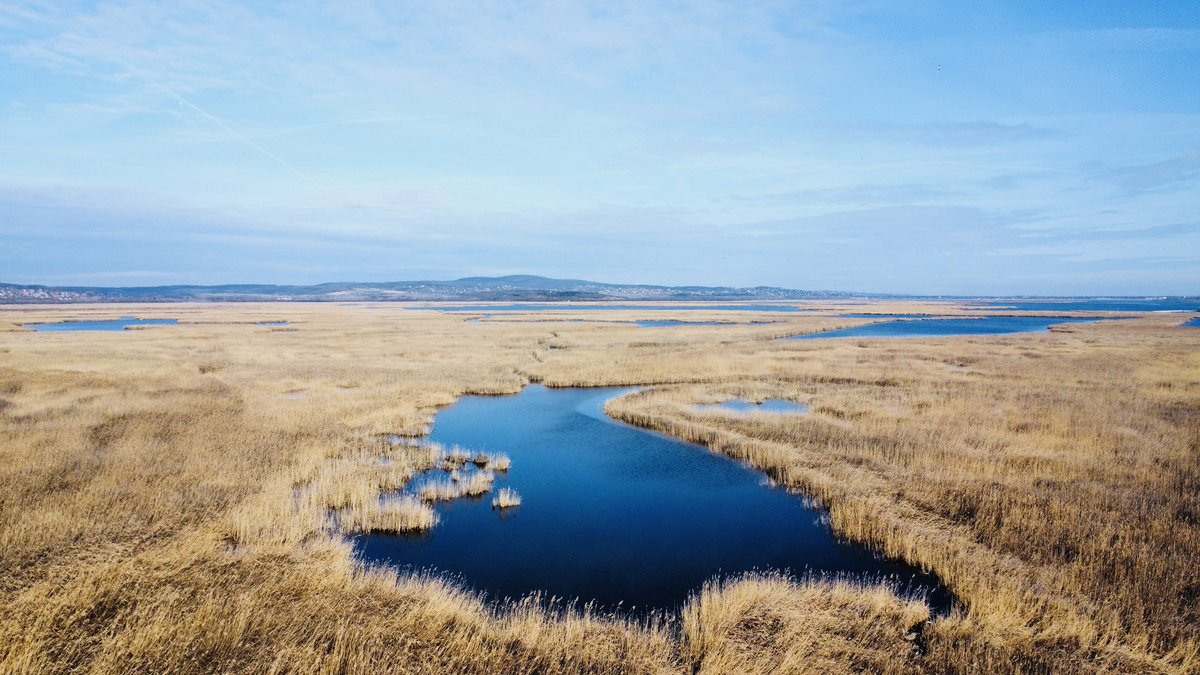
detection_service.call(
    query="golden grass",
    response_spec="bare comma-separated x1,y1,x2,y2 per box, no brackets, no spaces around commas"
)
443,447,474,468
419,470,495,502
493,487,523,510
0,302,1196,673
682,573,930,675
474,451,512,471
600,316,1200,672
340,495,439,533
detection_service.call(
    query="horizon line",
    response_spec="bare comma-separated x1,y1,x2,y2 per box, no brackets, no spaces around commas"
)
1,276,1196,300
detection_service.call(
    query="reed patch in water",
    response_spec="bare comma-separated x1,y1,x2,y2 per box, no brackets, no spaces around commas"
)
492,487,522,509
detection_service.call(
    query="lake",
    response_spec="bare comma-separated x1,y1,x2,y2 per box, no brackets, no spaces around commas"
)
978,298,1199,312
468,317,775,328
26,317,179,332
414,304,808,313
354,386,952,614
784,316,1106,341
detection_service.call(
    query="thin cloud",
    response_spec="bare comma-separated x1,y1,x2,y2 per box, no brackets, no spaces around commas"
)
1093,150,1200,196
0,2,1196,294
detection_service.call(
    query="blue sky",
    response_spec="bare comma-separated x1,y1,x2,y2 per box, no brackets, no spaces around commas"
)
1,1,1197,294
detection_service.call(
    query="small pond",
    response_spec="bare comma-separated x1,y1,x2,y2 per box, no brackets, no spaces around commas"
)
784,316,1105,341
26,317,179,332
355,385,952,614
1182,317,1200,328
256,321,289,327
697,398,809,415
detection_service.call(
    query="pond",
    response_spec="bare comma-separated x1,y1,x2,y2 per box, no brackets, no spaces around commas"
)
354,385,952,614
25,317,179,332
697,398,809,415
1183,317,1200,328
784,316,1105,341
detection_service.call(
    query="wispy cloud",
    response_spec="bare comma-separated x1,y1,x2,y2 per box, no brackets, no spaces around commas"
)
0,2,1197,293
1091,150,1200,196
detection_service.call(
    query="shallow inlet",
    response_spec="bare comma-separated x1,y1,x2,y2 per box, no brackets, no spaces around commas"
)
355,386,953,614
784,316,1106,341
26,317,179,332
1183,317,1200,328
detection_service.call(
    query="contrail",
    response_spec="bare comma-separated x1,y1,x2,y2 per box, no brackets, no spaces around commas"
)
110,56,314,183
167,87,315,183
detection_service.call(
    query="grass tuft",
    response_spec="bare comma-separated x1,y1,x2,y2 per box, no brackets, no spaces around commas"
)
492,487,522,509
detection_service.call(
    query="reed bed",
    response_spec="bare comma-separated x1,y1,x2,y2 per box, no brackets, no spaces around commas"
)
0,302,1195,673
682,572,931,674
339,495,439,533
419,470,495,502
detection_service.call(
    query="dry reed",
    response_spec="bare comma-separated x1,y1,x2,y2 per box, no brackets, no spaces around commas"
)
493,488,522,509
0,302,1195,673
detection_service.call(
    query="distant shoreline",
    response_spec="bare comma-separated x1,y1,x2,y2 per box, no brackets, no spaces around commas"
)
0,276,1195,305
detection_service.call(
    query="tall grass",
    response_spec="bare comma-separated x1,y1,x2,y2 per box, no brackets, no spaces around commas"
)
419,470,494,502
339,495,439,533
493,487,522,509
0,303,1195,673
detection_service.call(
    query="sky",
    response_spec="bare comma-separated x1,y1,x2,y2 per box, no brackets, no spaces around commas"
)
1,1,1198,295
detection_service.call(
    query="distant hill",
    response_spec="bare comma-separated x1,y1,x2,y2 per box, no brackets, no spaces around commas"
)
0,276,869,304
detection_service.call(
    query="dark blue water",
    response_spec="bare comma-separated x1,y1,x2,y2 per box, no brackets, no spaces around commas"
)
978,298,1199,312
26,317,179,332
354,386,952,614
785,316,1105,341
1183,317,1200,328
698,398,809,414
414,304,807,313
